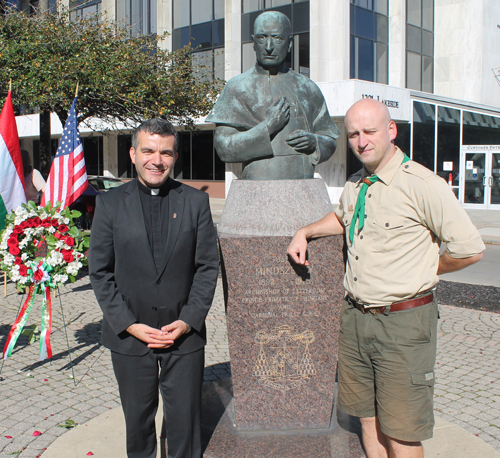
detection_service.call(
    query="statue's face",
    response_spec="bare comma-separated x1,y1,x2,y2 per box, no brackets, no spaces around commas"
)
252,15,292,70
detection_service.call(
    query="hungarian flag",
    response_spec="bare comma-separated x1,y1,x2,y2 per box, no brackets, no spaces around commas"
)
0,91,26,231
41,97,87,209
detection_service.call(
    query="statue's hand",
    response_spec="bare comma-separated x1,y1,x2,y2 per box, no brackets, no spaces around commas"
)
265,97,290,136
285,130,317,154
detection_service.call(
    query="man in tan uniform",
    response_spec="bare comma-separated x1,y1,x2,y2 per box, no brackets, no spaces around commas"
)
287,99,484,458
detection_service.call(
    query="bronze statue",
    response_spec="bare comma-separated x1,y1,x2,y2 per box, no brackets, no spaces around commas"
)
206,11,340,180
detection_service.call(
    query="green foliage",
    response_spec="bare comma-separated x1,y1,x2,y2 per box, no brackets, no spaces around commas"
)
58,419,77,429
0,6,224,129
20,324,39,344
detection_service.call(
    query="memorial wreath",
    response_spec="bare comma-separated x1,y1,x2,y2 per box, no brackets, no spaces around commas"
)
0,201,89,361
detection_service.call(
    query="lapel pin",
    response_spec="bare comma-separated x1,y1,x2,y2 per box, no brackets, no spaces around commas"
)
173,213,177,219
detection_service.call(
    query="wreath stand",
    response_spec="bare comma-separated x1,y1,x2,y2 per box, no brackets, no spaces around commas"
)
0,284,77,386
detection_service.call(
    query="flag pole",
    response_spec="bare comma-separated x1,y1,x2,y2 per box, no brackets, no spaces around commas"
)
3,272,6,297
75,82,79,98
8,80,11,92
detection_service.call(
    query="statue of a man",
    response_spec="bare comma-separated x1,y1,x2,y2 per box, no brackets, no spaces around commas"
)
206,11,340,180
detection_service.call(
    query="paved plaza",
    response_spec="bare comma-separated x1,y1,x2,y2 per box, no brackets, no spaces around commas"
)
0,271,499,457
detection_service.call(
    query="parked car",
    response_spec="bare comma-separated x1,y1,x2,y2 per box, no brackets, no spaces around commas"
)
70,176,125,229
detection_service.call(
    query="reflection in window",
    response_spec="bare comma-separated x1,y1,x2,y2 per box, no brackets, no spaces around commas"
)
406,0,434,92
117,0,157,36
437,107,460,185
463,111,500,145
70,0,101,21
350,2,389,84
174,131,224,181
172,0,225,79
412,101,436,172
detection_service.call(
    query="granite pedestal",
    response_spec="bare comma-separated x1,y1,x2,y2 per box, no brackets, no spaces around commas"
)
205,179,364,456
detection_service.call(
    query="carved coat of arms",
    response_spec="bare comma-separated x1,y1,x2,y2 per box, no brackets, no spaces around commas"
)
253,325,316,393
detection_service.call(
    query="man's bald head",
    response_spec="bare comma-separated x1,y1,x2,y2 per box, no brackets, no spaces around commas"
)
344,99,398,175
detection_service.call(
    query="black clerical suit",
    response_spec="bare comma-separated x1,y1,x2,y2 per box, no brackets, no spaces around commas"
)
89,178,219,458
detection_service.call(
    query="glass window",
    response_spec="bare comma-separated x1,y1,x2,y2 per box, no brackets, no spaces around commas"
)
191,22,213,50
376,43,388,84
355,7,374,40
463,111,500,145
375,13,388,44
422,30,433,56
422,56,433,93
357,37,374,82
213,19,225,47
437,107,460,185
407,0,421,27
81,137,103,176
173,0,189,28
270,0,290,6
395,122,411,156
298,33,310,77
214,0,224,19
192,50,213,82
422,0,434,31
293,1,309,33
412,102,436,171
192,131,215,180
191,0,212,25
174,132,191,180
172,27,191,50
118,135,135,179
214,49,225,80
243,0,262,14
406,25,422,54
406,52,421,90
242,42,255,72
374,0,387,15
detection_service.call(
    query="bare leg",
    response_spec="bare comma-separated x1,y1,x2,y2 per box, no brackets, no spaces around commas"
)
360,417,389,458
386,437,423,458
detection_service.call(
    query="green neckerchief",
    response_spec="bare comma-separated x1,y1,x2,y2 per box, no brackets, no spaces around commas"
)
349,153,410,244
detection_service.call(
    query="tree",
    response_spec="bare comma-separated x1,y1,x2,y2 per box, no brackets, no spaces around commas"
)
0,6,224,129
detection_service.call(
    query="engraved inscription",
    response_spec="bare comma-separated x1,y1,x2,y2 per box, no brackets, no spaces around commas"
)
253,325,316,393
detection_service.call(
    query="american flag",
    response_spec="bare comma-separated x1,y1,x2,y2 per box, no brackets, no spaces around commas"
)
41,97,87,208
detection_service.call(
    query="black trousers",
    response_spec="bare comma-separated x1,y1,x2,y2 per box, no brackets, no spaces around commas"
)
111,348,204,458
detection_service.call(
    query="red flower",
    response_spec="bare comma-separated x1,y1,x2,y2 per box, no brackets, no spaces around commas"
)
58,225,69,233
12,227,23,235
33,217,42,226
54,232,62,240
19,265,28,276
51,219,58,227
62,250,74,263
19,221,29,229
26,219,35,228
65,237,75,247
7,237,18,247
9,246,20,256
33,269,44,282
41,221,51,228
14,257,22,265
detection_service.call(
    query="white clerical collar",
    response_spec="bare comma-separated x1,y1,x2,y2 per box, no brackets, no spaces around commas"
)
151,188,160,196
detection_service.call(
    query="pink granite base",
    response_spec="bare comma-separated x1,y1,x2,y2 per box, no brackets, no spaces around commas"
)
219,235,345,431
201,377,366,458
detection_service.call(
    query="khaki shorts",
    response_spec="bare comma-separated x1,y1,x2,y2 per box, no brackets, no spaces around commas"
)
337,296,439,442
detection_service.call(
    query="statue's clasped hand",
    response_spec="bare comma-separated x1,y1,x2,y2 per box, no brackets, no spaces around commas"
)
286,130,317,154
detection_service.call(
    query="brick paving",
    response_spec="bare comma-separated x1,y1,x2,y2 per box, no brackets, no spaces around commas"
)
0,272,499,456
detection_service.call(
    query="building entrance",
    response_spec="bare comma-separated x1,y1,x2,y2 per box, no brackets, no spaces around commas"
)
462,147,500,209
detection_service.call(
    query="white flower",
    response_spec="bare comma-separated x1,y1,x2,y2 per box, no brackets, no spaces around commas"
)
14,206,28,217
47,251,63,266
47,227,56,234
40,211,49,219
55,241,65,250
0,241,7,250
21,253,28,261
3,254,15,266
18,276,29,285
19,239,29,249
63,217,70,225
66,260,83,276
53,274,68,284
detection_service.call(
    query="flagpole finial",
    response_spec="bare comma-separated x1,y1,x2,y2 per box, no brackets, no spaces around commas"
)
75,82,79,98
8,80,11,92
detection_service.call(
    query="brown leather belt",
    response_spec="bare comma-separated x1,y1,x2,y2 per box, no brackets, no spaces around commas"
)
348,292,434,315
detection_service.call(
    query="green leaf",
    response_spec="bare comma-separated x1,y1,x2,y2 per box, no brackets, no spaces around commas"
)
71,210,82,219
68,226,79,237
57,419,77,429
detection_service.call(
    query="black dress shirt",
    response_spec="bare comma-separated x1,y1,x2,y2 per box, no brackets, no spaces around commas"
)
137,178,170,271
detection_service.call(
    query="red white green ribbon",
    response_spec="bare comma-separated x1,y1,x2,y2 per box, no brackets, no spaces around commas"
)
2,262,55,361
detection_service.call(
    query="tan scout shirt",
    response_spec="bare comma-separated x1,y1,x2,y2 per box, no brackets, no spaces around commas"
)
334,147,485,307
